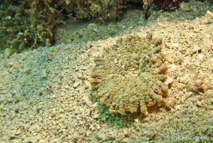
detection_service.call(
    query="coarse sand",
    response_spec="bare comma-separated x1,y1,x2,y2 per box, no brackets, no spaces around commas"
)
0,0,213,142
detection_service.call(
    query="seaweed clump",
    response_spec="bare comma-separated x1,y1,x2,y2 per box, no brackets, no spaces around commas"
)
91,33,168,116
0,0,63,52
0,0,188,54
0,0,126,52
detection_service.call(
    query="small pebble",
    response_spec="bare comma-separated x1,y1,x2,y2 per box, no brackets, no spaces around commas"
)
207,119,213,126
95,133,106,140
73,82,80,88
15,109,19,113
41,69,47,78
72,132,80,141
197,101,202,107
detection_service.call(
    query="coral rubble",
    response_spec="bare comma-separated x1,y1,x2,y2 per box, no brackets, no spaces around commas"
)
91,33,168,116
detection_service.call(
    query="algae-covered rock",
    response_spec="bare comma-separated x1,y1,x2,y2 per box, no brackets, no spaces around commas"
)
0,0,125,52
91,34,168,116
4,48,14,58
0,0,188,53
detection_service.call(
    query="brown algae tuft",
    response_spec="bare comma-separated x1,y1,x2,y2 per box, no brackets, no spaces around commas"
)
91,33,169,116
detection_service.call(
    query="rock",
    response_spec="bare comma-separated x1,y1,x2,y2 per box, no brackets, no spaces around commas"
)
198,54,204,60
84,81,91,89
41,69,47,78
122,138,130,143
192,44,201,53
164,76,174,85
4,48,14,58
197,101,202,107
83,95,93,107
72,132,80,141
73,82,80,88
95,133,106,140
207,118,213,126
166,97,177,109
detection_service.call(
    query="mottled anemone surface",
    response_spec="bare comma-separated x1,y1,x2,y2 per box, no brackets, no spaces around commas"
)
91,33,169,116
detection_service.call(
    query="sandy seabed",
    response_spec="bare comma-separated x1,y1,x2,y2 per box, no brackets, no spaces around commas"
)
0,2,213,143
